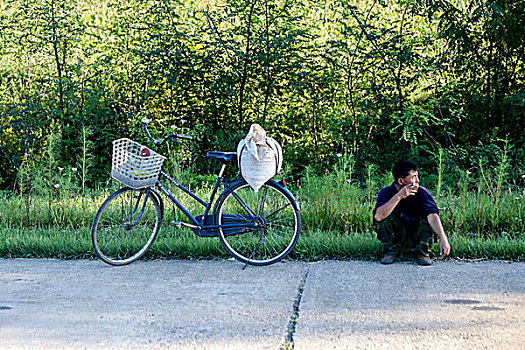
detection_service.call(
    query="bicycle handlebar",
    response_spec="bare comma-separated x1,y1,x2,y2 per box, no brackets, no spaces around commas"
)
141,118,193,148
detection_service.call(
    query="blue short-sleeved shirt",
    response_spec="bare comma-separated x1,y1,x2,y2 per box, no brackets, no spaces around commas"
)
374,182,439,221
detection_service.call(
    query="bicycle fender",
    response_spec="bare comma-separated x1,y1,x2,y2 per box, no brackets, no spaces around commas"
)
119,186,164,220
267,179,300,211
150,187,165,221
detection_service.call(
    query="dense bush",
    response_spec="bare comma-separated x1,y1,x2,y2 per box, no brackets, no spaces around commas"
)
0,0,524,190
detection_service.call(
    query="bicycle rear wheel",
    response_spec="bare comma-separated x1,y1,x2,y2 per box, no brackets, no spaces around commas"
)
91,187,162,266
216,180,300,266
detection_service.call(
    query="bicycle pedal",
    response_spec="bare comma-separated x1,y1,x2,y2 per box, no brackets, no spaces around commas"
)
171,221,183,228
171,221,201,230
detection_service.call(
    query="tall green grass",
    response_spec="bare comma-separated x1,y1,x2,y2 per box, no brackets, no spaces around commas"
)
2,170,524,236
1,141,524,260
297,171,524,239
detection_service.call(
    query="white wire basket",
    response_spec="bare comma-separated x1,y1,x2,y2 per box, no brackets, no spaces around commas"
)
111,138,166,189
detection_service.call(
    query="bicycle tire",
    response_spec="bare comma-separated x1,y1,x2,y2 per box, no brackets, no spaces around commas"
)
216,180,300,266
91,187,162,266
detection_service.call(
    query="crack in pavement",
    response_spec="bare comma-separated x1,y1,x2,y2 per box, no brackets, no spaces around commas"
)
279,264,311,350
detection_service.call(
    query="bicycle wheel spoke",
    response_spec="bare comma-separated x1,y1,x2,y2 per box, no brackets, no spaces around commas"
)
92,188,162,266
265,202,291,220
217,181,300,266
247,235,265,259
257,185,270,217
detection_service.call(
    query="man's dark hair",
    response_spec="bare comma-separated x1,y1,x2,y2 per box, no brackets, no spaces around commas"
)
392,160,418,180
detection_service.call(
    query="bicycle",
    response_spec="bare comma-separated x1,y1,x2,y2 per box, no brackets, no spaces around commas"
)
91,118,301,266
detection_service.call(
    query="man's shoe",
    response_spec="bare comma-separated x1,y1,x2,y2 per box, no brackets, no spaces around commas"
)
417,255,432,266
380,253,397,265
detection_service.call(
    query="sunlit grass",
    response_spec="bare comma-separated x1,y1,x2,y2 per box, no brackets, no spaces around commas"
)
0,161,524,261
2,227,524,261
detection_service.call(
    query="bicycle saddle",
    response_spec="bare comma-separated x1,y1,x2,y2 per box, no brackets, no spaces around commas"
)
207,152,237,164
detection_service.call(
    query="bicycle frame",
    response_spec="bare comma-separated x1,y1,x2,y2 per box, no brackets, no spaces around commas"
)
92,118,301,267
153,163,258,233
136,118,263,234
123,188,152,229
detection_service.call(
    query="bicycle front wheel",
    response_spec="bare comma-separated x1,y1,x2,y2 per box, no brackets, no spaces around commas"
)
91,187,162,266
216,180,300,266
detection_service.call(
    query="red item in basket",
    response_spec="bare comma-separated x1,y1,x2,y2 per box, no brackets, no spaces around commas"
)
140,147,150,157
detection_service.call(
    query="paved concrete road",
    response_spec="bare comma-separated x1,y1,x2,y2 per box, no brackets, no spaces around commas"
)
0,259,524,349
295,260,525,350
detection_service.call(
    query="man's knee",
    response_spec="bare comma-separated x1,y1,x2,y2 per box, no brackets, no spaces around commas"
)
419,218,436,241
417,217,436,252
374,216,399,243
374,215,392,233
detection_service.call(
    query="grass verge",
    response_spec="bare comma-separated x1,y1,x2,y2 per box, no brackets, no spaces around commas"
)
1,227,524,262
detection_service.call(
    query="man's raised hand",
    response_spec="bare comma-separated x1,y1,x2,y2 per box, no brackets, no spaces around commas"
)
398,183,418,199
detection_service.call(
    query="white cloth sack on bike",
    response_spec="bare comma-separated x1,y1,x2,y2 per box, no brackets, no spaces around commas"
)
237,124,282,192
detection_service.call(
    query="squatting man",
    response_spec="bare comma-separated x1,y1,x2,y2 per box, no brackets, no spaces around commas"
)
373,160,451,265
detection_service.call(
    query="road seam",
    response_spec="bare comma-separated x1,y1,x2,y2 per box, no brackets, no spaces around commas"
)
279,264,311,350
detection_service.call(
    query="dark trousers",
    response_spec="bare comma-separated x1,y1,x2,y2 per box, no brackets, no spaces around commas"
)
374,215,436,257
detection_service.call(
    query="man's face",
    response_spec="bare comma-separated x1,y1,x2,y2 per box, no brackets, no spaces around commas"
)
398,170,420,188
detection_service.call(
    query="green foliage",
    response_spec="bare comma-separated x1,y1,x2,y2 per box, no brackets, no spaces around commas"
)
0,0,524,189
423,0,525,143
0,148,524,260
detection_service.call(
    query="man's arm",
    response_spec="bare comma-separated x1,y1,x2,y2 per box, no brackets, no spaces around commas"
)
374,195,401,222
374,184,416,222
427,213,451,257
